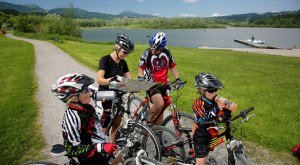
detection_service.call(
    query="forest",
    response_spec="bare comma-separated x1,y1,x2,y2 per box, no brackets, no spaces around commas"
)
1,8,299,39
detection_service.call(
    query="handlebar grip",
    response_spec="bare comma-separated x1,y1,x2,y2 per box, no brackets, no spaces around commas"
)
231,106,255,121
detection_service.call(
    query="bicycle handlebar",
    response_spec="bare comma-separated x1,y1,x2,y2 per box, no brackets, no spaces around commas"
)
200,106,255,126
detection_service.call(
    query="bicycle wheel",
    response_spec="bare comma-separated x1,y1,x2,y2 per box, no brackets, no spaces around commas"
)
115,121,161,161
23,161,58,165
161,111,195,134
124,95,142,120
152,126,185,164
161,111,195,155
139,156,164,165
235,152,251,165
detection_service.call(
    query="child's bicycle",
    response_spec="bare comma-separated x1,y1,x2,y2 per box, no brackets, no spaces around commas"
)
23,130,160,165
158,106,255,165
125,81,195,159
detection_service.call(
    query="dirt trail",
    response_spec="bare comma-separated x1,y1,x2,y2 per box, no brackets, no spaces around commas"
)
199,46,300,57
7,34,97,164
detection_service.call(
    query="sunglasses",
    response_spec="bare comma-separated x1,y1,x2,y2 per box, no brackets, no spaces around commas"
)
82,88,90,94
122,49,129,55
207,89,217,93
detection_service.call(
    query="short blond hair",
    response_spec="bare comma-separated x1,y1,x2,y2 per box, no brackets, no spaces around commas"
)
66,95,78,105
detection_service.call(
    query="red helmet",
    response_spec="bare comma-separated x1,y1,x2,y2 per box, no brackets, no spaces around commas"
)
51,73,94,102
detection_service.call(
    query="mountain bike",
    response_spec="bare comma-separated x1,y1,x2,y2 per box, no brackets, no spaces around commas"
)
126,80,195,159
203,106,255,165
23,134,159,165
91,87,162,161
159,106,255,165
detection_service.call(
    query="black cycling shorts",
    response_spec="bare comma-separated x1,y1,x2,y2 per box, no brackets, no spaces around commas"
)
147,86,167,101
193,135,211,158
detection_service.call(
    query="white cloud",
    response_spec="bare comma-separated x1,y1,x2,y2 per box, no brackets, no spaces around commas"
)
182,0,199,3
210,13,226,17
180,13,198,17
152,13,160,16
137,0,145,2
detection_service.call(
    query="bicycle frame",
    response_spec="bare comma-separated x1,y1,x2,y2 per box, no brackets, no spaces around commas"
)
202,106,255,165
132,81,185,128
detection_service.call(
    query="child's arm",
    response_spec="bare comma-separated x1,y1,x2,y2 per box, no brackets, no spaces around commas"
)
193,99,217,124
214,95,237,112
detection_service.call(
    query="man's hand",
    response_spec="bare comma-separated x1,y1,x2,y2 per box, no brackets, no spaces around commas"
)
176,78,184,88
138,76,145,81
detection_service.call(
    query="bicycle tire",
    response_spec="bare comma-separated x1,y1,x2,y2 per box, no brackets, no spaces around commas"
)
125,95,142,120
139,156,164,165
152,126,186,163
161,111,195,134
161,112,195,155
23,161,58,165
235,153,251,165
114,121,161,161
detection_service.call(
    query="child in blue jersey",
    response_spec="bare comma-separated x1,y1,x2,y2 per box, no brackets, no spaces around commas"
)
192,73,237,165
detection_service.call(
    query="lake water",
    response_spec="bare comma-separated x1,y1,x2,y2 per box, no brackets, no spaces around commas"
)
82,27,300,48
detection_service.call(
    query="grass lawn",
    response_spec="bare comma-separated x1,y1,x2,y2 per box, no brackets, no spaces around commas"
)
0,36,45,165
53,40,300,155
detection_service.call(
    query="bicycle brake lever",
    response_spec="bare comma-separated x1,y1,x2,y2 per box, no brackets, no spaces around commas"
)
242,114,255,122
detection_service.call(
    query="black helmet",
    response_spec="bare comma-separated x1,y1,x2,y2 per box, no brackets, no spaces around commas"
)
115,34,134,53
51,73,94,102
195,73,223,90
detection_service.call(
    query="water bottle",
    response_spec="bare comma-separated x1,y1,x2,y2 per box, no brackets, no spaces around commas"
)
91,91,116,101
214,95,237,112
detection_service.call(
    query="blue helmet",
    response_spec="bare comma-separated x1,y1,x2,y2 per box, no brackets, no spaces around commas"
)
149,32,167,50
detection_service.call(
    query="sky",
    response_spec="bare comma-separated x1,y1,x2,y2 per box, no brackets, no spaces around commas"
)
2,0,300,17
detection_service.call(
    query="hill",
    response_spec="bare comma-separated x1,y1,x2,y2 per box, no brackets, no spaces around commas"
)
48,8,116,20
211,10,299,21
117,10,156,18
0,1,46,13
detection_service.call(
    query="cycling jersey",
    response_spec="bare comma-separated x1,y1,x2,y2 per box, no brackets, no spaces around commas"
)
62,103,109,161
138,48,176,83
192,97,222,158
98,54,129,111
98,54,129,91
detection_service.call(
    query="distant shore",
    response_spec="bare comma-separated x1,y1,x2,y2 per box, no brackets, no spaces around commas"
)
199,46,300,57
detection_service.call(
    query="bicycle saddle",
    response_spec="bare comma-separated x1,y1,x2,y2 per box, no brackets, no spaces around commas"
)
176,125,193,133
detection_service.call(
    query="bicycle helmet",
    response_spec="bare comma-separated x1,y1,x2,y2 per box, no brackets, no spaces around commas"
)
51,73,94,102
195,73,223,90
115,34,134,53
149,32,167,50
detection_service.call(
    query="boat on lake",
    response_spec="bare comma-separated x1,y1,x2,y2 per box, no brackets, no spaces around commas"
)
247,39,266,44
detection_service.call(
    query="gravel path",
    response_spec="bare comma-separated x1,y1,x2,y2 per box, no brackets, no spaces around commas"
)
199,46,300,57
7,34,97,164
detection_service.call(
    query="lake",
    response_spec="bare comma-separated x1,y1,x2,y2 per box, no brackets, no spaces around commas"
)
82,27,300,49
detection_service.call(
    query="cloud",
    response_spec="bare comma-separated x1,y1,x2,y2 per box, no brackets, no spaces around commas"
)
182,0,199,3
210,13,226,17
180,13,198,17
152,13,160,16
137,0,145,2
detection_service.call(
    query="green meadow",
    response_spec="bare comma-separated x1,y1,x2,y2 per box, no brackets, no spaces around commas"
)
1,34,299,164
0,36,45,165
54,40,300,154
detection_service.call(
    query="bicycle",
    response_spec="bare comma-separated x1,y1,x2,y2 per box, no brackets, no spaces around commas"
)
202,106,255,165
91,87,162,161
126,80,195,159
160,106,255,165
23,134,159,165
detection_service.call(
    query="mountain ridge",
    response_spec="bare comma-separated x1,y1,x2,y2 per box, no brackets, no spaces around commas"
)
0,1,298,20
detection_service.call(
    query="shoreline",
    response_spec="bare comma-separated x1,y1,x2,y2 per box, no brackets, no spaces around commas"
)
199,46,300,57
